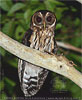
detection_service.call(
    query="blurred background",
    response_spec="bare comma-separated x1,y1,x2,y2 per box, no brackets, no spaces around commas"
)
0,0,81,100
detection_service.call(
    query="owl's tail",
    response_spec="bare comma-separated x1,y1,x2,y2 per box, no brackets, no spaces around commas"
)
18,60,48,97
22,68,48,97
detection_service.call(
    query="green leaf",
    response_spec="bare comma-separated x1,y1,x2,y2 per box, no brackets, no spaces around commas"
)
7,58,18,68
71,6,77,12
55,7,68,21
56,23,62,30
0,14,1,22
18,19,28,30
53,77,66,90
44,0,54,11
15,26,25,41
66,80,82,99
0,81,4,91
8,3,25,15
4,77,16,95
0,93,7,100
5,77,16,87
0,47,6,56
48,0,65,6
30,0,39,4
24,9,32,23
0,0,12,11
74,18,80,26
12,96,16,100
70,35,81,47
2,20,15,37
15,13,24,19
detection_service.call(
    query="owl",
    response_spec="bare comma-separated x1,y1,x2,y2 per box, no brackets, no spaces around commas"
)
18,10,58,97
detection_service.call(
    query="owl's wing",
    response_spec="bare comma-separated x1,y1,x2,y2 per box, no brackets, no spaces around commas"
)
22,29,33,46
53,38,58,54
18,59,48,97
18,28,33,84
18,29,48,97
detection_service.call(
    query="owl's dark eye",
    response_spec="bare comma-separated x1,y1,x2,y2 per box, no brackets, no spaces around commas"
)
46,16,52,22
36,16,42,23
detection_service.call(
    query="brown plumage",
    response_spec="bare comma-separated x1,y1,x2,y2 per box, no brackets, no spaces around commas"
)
18,10,58,97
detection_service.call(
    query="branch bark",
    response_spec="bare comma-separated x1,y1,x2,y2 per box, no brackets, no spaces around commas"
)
76,0,82,4
0,31,82,88
57,41,82,54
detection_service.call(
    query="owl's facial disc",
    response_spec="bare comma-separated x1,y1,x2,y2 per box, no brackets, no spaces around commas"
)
36,16,42,23
31,11,56,30
32,12,43,28
45,12,56,28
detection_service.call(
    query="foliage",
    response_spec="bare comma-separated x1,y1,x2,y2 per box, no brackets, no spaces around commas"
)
0,0,81,99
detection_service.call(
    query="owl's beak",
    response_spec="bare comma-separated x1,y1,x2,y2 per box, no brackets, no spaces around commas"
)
43,22,46,29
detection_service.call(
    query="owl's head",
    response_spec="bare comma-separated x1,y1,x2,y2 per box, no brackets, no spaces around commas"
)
30,10,56,30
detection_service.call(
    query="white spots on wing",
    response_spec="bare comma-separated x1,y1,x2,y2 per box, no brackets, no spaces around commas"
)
18,59,22,72
18,59,23,82
23,89,30,97
23,78,28,83
23,83,28,88
20,60,49,97
25,62,43,76
30,78,37,82
28,84,36,89
30,90,36,95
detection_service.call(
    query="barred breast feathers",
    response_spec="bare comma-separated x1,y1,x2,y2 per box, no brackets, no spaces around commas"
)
30,29,54,53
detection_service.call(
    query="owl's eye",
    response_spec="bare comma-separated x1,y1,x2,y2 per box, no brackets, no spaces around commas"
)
46,16,52,22
36,16,42,23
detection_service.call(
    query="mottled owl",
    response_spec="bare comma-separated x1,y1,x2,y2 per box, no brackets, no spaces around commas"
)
18,10,58,97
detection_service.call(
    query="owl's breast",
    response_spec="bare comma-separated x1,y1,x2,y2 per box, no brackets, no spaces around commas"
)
30,30,54,53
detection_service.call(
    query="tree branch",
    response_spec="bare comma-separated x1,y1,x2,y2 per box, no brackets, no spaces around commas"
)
76,0,82,4
57,41,82,54
0,31,82,88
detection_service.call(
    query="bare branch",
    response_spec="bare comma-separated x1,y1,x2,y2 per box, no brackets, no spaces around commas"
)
57,41,82,54
0,31,82,88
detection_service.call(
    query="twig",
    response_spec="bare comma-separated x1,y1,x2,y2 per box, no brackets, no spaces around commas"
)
56,34,80,40
57,41,82,54
0,31,82,88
